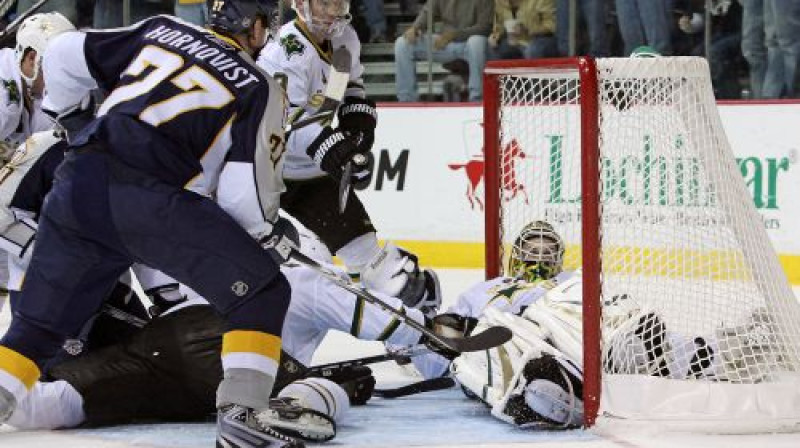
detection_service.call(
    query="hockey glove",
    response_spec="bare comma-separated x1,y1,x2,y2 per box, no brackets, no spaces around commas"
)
337,96,377,154
307,127,366,179
259,217,300,264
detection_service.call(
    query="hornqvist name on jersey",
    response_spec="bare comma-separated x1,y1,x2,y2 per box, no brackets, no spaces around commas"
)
144,25,260,89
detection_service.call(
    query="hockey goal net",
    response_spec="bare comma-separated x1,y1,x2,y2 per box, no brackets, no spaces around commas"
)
483,57,800,430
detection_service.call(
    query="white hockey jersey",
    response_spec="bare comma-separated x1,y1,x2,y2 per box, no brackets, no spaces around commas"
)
257,20,365,180
0,49,54,152
447,271,577,319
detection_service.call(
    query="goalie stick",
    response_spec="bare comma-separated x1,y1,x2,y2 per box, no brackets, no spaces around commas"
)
374,377,456,399
287,248,513,354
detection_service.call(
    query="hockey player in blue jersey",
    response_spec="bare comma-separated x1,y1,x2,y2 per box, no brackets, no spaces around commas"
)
0,2,364,447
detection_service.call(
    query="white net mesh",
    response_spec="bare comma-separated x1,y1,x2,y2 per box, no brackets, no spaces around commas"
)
487,57,800,427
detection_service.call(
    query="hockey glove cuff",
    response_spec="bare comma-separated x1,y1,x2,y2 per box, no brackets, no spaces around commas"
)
338,97,377,153
259,217,300,264
307,127,362,178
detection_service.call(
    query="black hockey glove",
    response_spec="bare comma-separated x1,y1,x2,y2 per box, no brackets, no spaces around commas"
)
259,217,300,264
418,313,480,361
307,127,367,179
337,96,377,154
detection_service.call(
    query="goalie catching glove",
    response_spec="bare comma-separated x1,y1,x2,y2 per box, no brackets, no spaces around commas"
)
307,127,371,186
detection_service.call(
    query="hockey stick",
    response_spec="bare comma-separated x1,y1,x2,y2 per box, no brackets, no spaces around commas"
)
374,377,456,399
287,249,513,354
284,46,351,136
307,344,431,377
0,0,53,42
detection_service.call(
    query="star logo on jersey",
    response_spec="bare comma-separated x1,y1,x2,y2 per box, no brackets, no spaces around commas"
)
2,79,19,106
281,34,306,59
231,281,249,297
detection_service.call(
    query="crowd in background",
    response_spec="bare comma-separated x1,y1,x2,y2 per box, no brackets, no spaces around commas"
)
2,0,799,101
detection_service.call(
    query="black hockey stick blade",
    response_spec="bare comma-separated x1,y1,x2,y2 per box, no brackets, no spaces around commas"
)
289,249,513,354
375,377,456,399
437,325,513,353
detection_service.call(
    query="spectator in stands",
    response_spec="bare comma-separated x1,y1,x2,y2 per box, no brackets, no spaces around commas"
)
489,0,558,60
93,0,173,28
556,0,608,56
394,0,494,102
740,0,800,99
359,0,388,43
615,0,673,55
677,0,744,99
17,0,78,24
174,0,207,26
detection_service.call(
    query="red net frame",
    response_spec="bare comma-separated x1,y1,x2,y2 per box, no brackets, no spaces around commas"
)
482,57,602,426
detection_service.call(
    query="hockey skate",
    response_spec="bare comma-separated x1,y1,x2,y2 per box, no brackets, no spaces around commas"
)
216,403,304,448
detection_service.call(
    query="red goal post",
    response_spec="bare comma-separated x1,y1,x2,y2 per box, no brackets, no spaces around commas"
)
484,57,603,426
482,56,800,431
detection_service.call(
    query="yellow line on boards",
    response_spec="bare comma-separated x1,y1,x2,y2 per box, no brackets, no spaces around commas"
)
380,241,800,285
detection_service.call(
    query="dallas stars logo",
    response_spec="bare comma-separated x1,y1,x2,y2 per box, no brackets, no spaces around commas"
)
2,79,19,106
281,34,306,59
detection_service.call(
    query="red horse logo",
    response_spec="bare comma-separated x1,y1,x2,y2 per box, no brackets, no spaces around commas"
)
449,138,529,210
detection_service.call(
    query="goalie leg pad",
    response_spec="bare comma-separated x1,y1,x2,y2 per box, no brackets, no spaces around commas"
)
521,354,583,427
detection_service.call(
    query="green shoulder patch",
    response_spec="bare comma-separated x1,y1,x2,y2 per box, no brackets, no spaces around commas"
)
281,34,306,59
3,79,19,106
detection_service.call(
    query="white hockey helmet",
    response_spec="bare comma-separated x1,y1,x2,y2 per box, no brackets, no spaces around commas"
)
292,0,351,39
508,221,565,283
15,12,75,85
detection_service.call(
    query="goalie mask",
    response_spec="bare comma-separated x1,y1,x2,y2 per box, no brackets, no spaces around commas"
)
508,221,564,283
293,0,352,39
15,12,76,85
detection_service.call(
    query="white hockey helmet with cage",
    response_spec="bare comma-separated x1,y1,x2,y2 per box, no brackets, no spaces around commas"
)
15,12,75,85
508,221,565,283
292,0,352,39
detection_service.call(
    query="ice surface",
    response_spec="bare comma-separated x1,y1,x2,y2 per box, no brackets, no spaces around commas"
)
1,269,800,447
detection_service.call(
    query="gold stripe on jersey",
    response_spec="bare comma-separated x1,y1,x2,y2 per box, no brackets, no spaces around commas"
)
222,330,282,362
210,30,244,51
377,307,405,341
0,346,40,389
293,19,332,64
349,297,365,336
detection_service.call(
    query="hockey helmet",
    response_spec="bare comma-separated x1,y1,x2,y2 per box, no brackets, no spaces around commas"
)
508,221,565,283
15,12,75,85
208,0,281,37
292,0,352,39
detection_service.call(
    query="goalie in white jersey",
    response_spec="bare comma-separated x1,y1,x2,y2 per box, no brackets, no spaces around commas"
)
256,0,441,318
442,221,786,428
